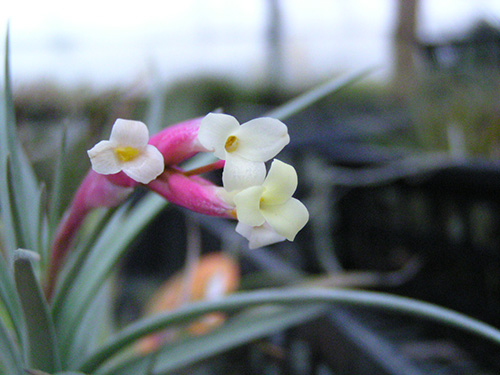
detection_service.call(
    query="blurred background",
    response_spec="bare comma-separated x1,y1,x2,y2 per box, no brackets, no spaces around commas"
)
4,0,500,89
5,0,500,207
4,1,500,373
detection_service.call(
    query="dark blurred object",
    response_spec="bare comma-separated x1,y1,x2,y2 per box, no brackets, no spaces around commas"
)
419,21,500,72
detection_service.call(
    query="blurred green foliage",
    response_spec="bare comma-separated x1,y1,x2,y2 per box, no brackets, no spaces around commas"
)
408,68,500,156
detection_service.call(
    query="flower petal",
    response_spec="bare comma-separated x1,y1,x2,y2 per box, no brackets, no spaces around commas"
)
197,113,240,159
87,140,122,175
222,154,266,192
122,144,165,184
235,222,286,249
233,117,289,161
233,185,266,227
261,159,297,205
110,119,150,148
261,198,309,241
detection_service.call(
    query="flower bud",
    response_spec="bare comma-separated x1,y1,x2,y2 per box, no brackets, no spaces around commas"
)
148,168,234,218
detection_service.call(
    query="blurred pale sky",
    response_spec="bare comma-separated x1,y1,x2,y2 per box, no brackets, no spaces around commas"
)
4,0,500,89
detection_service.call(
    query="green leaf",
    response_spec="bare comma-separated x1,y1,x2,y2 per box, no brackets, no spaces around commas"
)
155,305,325,375
26,371,87,375
0,243,24,344
144,73,167,134
38,126,68,270
36,184,49,270
63,281,113,367
0,158,26,344
6,156,27,252
0,308,24,375
50,208,115,317
266,68,374,121
0,24,42,255
0,154,18,254
78,288,500,374
53,194,166,366
14,249,61,373
96,304,326,375
48,127,68,238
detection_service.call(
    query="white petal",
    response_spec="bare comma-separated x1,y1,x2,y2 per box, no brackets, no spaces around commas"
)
261,159,297,205
222,154,266,192
87,140,122,175
233,186,266,227
261,198,309,241
122,145,164,184
197,113,240,159
109,119,150,148
233,117,289,161
236,222,286,249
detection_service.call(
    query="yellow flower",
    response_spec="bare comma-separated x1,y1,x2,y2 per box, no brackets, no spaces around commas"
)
233,159,309,248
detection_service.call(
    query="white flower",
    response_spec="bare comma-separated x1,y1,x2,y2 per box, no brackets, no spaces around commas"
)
235,222,286,249
197,113,290,191
232,159,309,248
87,119,164,184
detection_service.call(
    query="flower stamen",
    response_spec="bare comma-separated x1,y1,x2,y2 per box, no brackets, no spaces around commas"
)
224,135,239,153
115,146,140,162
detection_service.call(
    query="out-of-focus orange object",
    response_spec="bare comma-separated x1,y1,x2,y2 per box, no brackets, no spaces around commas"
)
137,252,240,353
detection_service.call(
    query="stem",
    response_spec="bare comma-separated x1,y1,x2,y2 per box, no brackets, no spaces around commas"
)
45,202,89,300
179,216,202,305
182,160,225,177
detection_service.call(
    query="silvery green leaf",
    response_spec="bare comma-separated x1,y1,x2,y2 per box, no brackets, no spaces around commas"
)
26,370,88,375
14,249,61,373
0,25,42,255
95,304,325,375
53,194,165,366
0,312,24,375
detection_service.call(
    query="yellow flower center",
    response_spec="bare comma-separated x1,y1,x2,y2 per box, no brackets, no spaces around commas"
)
115,146,140,162
224,135,239,153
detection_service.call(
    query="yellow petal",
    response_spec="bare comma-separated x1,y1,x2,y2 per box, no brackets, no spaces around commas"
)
233,185,266,227
261,159,297,205
261,198,309,241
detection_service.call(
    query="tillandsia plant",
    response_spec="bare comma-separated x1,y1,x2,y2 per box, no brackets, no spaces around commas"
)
1,28,500,375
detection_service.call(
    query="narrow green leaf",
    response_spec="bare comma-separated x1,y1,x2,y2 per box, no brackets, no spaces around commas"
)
0,152,18,253
155,305,325,375
6,156,27,249
78,288,500,374
64,281,113,367
7,159,48,262
96,305,326,375
50,208,115,317
0,245,24,345
266,68,375,121
14,249,61,373
0,25,41,254
0,308,24,375
24,370,50,375
48,127,68,237
26,371,87,375
144,75,167,134
36,184,49,269
54,194,166,366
